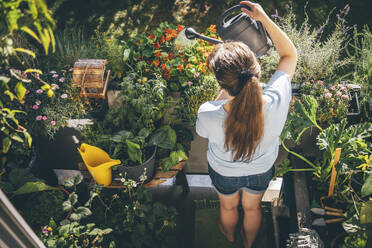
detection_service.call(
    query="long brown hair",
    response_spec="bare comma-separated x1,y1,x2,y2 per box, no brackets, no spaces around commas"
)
207,42,264,161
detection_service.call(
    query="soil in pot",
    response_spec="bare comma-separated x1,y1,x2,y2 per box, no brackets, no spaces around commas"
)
115,146,157,183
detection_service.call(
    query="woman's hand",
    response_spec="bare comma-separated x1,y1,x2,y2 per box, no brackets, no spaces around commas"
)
239,1,269,22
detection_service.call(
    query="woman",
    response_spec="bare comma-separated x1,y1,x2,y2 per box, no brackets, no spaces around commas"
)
196,1,297,247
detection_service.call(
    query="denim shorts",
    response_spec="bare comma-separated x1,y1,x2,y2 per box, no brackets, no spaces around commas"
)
208,164,275,196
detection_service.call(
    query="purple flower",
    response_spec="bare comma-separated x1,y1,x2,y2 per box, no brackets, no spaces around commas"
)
193,72,200,78
42,226,49,234
50,121,56,126
69,68,73,72
336,91,342,96
35,100,41,105
59,77,65,83
51,83,60,90
21,72,27,78
36,89,43,94
36,115,42,121
25,89,30,94
325,93,332,98
344,5,350,15
32,105,39,110
186,81,193,86
52,74,58,78
271,9,279,19
42,116,47,120
50,70,57,74
341,95,349,100
61,93,68,99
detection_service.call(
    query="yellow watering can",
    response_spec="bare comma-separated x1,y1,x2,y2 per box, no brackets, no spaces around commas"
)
77,143,121,186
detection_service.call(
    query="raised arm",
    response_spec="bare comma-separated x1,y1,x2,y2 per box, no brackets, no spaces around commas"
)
240,1,297,81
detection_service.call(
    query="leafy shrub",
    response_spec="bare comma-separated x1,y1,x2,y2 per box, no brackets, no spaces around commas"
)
346,25,372,97
260,4,351,83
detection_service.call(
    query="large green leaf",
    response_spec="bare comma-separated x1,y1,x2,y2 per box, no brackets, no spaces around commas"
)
2,137,11,154
149,125,176,149
126,139,142,164
13,181,53,195
360,200,372,224
361,173,372,197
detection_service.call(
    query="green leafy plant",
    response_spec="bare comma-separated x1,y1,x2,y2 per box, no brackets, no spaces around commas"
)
0,0,55,162
89,173,177,247
260,4,351,83
104,72,171,134
40,174,115,248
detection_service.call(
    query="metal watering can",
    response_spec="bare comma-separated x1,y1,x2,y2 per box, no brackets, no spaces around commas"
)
185,4,272,57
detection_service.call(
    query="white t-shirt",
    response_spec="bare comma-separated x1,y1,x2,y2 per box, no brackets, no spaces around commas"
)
196,70,291,176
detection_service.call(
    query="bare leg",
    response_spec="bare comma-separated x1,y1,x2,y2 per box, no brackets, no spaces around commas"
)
217,191,240,242
241,190,264,248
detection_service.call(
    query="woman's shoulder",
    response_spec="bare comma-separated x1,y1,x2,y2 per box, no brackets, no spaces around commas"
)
198,100,227,114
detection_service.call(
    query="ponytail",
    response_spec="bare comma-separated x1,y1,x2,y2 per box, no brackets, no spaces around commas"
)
224,76,264,161
207,41,264,161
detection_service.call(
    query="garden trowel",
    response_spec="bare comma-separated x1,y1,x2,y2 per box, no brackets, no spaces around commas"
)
310,207,345,217
312,217,344,227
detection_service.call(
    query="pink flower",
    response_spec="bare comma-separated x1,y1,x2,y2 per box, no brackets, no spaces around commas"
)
330,86,336,91
36,115,42,120
42,226,49,234
49,70,57,74
52,74,58,78
32,105,39,109
69,68,73,72
25,89,30,94
51,84,60,89
341,95,349,100
36,89,43,94
193,73,200,78
324,89,329,93
50,121,56,126
59,77,65,83
42,116,47,120
347,84,354,89
336,91,342,96
61,93,68,99
186,81,193,86
35,100,41,105
324,93,332,98
340,86,347,91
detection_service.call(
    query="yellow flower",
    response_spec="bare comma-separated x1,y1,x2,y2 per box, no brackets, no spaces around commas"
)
163,219,168,226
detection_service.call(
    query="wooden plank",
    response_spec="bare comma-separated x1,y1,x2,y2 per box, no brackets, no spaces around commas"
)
170,161,186,171
154,170,178,179
144,179,166,188
291,155,311,229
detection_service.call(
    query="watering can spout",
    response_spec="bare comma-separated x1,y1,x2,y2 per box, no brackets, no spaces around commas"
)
185,27,223,45
103,160,121,169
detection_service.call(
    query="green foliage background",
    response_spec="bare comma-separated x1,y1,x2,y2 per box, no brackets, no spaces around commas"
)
46,0,371,39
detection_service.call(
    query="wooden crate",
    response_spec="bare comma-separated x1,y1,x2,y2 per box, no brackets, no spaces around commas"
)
72,59,111,99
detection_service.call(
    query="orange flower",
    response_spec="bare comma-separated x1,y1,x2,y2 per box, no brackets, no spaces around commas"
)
168,53,173,60
149,34,155,40
208,25,216,33
164,72,170,79
161,36,165,44
162,56,168,62
177,24,184,32
165,33,171,41
153,60,160,67
165,28,172,34
161,63,168,71
170,29,178,38
155,51,162,58
177,64,183,72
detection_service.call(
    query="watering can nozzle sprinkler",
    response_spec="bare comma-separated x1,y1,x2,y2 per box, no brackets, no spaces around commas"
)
184,27,223,45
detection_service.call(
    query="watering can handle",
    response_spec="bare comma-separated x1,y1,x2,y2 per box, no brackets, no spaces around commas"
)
220,4,252,27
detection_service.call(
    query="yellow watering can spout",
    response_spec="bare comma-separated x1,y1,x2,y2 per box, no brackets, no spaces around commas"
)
78,143,121,186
